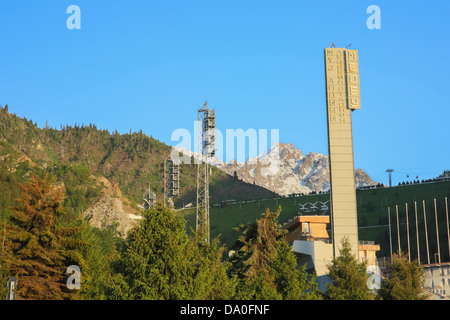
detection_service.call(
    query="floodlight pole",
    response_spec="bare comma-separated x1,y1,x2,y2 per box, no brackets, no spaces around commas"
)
196,101,216,244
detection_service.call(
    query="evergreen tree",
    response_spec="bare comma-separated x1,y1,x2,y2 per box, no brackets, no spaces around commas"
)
108,203,190,299
377,252,427,300
5,173,87,300
271,240,322,300
108,203,233,300
228,207,323,300
325,237,374,300
184,230,235,299
228,207,284,300
0,222,12,299
78,222,122,300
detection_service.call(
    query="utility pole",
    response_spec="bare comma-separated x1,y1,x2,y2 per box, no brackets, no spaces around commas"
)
414,201,420,264
423,200,430,264
406,203,411,262
388,207,393,260
386,169,394,187
446,197,450,262
434,198,441,263
396,205,401,253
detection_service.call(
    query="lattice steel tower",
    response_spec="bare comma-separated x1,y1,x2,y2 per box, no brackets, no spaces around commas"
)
164,155,180,208
143,183,156,210
196,101,216,243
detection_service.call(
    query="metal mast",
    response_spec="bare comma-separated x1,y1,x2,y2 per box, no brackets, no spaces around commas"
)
196,101,216,243
164,155,180,208
143,183,156,210
386,169,394,187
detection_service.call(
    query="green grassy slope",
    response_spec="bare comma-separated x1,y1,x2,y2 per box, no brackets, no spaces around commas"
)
179,181,450,262
357,181,450,262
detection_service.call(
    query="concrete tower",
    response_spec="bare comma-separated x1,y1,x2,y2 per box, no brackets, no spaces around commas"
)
324,45,361,259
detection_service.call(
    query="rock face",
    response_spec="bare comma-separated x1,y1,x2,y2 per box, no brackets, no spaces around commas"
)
354,168,377,188
213,142,377,196
83,176,142,237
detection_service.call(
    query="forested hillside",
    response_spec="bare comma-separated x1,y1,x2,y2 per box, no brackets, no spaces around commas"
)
0,105,275,224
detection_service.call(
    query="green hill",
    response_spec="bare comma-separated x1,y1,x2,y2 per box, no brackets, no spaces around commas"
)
179,181,450,262
0,105,275,223
356,181,450,263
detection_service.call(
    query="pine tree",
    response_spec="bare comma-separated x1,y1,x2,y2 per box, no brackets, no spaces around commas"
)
228,207,284,300
77,222,121,300
325,237,374,300
377,252,427,300
108,203,234,300
184,230,235,299
108,203,190,299
5,173,87,300
270,240,322,300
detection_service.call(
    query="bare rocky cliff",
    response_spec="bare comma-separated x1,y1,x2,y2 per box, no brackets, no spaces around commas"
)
83,176,142,237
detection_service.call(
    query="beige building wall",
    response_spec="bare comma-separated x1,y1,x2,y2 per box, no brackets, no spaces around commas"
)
358,244,381,266
292,240,333,277
284,215,330,243
324,47,360,259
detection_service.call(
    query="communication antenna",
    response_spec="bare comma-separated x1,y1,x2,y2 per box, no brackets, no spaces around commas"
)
196,101,216,243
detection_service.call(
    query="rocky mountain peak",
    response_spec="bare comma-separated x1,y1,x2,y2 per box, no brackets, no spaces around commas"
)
174,142,377,197
218,143,376,196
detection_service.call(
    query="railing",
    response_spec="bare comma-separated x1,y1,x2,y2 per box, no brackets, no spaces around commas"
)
359,241,375,246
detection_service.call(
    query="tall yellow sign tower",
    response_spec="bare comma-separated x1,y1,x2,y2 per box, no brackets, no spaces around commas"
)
324,46,361,259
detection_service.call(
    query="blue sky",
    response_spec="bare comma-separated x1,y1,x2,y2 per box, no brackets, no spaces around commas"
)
0,1,449,186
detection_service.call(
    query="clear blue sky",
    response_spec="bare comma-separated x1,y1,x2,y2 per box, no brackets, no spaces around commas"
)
0,1,449,186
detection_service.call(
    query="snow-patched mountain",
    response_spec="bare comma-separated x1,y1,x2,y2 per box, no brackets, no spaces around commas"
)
174,142,377,196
